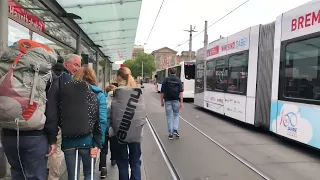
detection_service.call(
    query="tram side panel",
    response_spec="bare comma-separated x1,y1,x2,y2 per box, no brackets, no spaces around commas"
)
194,48,205,108
270,1,320,149
254,22,275,129
223,27,257,123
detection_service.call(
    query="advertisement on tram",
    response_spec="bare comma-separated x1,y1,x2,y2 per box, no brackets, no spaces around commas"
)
270,1,320,148
200,26,260,124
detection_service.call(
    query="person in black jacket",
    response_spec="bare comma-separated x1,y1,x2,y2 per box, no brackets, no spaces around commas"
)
47,53,81,180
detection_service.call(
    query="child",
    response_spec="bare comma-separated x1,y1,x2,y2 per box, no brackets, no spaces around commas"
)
100,84,117,179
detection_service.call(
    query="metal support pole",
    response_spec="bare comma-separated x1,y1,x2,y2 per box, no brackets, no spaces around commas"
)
29,30,33,40
184,25,197,62
0,0,8,57
203,21,208,91
76,32,82,55
95,51,99,83
189,25,192,62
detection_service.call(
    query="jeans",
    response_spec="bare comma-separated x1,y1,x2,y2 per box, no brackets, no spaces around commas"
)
116,141,141,180
64,148,96,180
99,136,117,169
165,100,180,135
1,135,48,180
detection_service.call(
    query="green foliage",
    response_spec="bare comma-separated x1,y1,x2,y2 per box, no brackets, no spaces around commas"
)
99,60,105,67
124,53,155,78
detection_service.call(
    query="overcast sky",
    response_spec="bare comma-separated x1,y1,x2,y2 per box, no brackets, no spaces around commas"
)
135,0,312,54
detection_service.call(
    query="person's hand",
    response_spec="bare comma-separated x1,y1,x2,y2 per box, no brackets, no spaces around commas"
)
180,103,184,110
46,144,57,157
161,101,164,107
90,147,99,158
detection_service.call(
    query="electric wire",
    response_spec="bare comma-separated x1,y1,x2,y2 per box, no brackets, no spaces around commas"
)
145,0,165,45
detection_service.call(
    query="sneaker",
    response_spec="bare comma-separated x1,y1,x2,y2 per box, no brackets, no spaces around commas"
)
111,160,116,166
100,167,107,179
174,130,180,138
168,134,173,140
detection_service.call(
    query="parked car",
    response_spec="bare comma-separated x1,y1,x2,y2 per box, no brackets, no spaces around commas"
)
0,140,6,178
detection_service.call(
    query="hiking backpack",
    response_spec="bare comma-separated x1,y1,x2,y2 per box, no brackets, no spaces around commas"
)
60,80,101,142
111,87,146,144
0,39,57,130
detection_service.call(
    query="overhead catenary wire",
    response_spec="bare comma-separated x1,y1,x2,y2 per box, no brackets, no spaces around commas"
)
145,0,165,45
167,0,251,50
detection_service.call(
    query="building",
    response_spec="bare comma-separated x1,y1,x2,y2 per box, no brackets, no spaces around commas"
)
132,45,144,59
151,47,196,70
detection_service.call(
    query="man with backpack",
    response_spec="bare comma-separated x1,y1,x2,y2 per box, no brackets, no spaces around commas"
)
47,53,81,180
160,68,184,140
0,40,60,180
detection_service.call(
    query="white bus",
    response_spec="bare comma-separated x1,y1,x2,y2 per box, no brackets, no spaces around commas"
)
194,0,320,150
155,60,196,99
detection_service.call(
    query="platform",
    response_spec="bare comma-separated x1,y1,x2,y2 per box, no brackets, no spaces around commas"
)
2,83,320,180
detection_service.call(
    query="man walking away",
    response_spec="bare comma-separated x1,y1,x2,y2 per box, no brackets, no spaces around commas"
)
160,68,184,140
47,53,81,180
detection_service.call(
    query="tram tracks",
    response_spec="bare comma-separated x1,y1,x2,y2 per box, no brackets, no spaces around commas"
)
148,95,273,180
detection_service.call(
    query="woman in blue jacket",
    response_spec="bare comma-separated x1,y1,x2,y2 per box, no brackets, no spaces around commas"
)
62,67,107,180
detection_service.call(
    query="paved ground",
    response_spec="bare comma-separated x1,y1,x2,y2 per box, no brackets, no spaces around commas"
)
2,83,320,180
143,83,320,180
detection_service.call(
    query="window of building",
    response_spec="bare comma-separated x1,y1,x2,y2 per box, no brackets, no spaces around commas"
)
8,19,29,45
195,62,204,93
227,53,248,94
206,60,215,91
281,36,320,103
214,59,228,91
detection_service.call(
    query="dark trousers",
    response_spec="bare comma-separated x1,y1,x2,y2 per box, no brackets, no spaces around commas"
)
99,136,117,169
116,141,141,180
64,148,95,180
1,135,48,180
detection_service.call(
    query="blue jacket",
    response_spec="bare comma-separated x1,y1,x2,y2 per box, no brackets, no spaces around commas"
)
61,85,107,150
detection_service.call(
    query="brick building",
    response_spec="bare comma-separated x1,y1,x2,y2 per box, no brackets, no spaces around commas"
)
132,45,144,59
151,47,196,70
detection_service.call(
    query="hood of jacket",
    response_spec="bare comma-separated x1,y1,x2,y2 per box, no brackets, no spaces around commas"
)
52,62,71,76
90,85,103,93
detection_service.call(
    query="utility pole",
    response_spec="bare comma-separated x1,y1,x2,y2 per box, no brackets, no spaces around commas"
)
203,21,208,91
142,61,144,81
184,25,197,61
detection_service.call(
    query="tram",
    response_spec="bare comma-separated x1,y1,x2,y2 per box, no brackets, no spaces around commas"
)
194,0,320,149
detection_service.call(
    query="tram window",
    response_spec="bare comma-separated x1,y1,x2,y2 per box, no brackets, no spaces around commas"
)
227,53,248,94
185,62,195,79
282,36,320,102
214,59,228,91
206,60,215,91
195,62,204,93
156,70,166,84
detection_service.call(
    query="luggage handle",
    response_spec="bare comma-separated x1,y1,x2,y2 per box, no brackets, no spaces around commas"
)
74,149,95,180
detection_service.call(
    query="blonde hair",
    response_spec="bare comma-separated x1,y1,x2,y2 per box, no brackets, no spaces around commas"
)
73,67,98,85
106,85,116,92
117,67,137,87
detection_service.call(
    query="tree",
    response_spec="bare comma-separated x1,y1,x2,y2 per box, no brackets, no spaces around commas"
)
124,53,155,78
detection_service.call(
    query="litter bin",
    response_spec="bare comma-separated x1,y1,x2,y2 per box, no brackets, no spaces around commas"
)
0,139,6,178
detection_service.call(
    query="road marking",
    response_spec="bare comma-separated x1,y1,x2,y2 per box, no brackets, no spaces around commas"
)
146,117,180,180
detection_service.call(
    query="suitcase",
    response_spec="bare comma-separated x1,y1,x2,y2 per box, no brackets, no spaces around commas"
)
74,149,95,180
